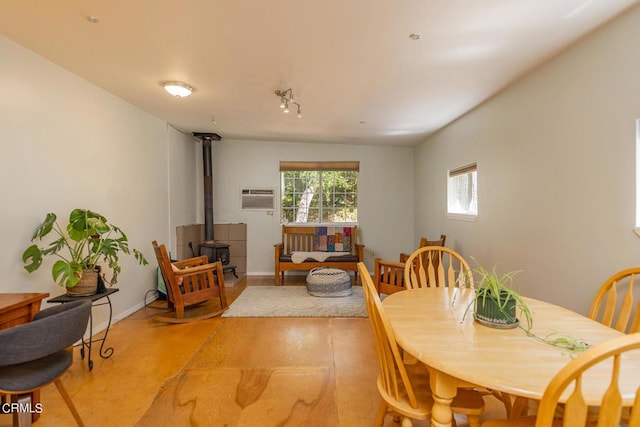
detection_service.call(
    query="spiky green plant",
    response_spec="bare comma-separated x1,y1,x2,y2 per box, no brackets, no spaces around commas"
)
526,331,591,357
462,265,532,329
474,265,532,329
461,261,590,355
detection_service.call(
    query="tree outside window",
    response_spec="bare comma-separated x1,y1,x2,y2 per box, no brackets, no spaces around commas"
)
280,162,358,224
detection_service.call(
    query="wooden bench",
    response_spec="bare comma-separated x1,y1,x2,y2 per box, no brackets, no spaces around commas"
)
274,225,364,285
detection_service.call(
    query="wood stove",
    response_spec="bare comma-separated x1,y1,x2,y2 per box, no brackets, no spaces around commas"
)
199,242,230,265
199,242,237,278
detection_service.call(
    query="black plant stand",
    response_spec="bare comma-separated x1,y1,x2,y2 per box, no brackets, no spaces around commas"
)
47,288,118,371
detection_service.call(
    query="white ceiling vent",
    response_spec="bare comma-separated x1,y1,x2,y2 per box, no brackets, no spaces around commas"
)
241,188,275,211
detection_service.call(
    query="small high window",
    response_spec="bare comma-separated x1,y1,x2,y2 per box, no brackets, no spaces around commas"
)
635,120,640,234
448,163,478,218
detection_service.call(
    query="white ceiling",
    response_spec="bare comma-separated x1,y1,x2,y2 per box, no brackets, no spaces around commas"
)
1,1,638,146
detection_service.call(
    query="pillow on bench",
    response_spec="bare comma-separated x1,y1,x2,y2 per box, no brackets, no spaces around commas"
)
314,227,352,252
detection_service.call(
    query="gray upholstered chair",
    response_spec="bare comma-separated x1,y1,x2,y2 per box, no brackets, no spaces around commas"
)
0,299,91,426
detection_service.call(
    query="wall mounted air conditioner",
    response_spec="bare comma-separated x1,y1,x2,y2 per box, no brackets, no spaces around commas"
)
241,188,275,210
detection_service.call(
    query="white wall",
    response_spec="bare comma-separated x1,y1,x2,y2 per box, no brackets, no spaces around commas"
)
414,6,640,315
0,36,198,326
168,125,203,254
212,139,415,274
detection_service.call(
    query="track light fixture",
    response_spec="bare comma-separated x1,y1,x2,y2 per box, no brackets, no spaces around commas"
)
275,88,302,118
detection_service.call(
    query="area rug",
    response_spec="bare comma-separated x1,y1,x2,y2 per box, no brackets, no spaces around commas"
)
222,286,367,318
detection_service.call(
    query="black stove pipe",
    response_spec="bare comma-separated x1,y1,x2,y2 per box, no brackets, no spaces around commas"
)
203,139,213,241
193,132,221,242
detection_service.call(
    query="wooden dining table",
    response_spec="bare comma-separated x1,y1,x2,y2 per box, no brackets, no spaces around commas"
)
382,287,640,427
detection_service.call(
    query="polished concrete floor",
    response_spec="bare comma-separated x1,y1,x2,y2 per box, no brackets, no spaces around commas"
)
0,276,504,426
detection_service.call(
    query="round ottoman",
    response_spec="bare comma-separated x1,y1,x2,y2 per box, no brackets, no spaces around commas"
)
306,267,352,297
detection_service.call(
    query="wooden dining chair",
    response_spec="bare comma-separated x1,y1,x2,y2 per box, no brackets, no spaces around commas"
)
582,267,640,424
403,246,474,289
481,332,640,427
152,241,228,323
589,267,640,334
359,262,485,427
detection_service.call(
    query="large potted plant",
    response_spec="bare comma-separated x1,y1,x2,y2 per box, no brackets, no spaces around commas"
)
22,209,148,295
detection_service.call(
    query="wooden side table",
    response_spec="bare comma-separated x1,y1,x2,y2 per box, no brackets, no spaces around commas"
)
48,288,118,371
0,292,49,330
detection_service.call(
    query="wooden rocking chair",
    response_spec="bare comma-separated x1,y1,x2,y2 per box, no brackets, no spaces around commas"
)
152,241,229,323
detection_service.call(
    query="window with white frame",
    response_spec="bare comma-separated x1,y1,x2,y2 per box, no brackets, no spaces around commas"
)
635,120,640,234
448,163,478,217
280,161,358,224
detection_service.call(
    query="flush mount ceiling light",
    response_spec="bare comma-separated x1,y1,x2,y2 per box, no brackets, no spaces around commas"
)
275,88,302,118
163,81,193,98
